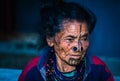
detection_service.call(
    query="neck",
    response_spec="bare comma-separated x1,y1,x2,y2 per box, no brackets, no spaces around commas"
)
56,56,76,73
57,62,75,73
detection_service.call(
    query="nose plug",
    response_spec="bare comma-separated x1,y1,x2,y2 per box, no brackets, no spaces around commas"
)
72,47,78,52
72,47,83,52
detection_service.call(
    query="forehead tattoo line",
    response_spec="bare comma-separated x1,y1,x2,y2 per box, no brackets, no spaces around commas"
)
77,24,83,49
80,24,82,38
79,23,82,40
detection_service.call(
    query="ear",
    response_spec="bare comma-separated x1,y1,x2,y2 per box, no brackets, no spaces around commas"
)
46,37,54,47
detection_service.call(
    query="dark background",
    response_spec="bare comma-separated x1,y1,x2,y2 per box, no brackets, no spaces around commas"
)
0,0,120,77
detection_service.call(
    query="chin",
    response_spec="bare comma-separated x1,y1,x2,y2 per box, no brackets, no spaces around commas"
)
67,58,81,66
69,63,80,66
68,62,80,66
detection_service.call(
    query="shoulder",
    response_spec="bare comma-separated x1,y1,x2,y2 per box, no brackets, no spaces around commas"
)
91,55,106,66
18,56,40,81
91,55,111,73
24,66,44,81
90,55,114,81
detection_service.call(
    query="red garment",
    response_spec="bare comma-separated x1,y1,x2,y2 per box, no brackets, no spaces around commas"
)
18,56,114,81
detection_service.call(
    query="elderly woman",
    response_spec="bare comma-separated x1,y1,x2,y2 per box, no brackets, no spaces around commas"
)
19,1,114,81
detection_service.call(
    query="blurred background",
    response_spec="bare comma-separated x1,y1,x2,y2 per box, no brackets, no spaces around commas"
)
0,0,120,81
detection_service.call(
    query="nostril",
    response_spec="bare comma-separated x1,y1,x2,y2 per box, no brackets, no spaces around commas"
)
72,46,83,52
81,47,83,51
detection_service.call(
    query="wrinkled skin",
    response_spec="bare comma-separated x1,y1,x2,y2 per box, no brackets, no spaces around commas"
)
47,20,89,72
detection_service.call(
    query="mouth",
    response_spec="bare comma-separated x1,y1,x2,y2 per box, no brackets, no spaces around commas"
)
69,55,81,59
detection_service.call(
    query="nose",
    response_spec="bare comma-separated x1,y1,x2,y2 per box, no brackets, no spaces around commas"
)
72,41,83,52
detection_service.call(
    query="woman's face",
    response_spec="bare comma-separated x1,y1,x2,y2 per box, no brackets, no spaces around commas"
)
47,20,89,66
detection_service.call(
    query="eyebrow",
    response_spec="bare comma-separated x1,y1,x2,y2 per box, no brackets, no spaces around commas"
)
64,32,89,39
65,35,77,38
81,33,89,37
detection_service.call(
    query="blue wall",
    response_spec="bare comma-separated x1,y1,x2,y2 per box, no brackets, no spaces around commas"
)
16,0,41,33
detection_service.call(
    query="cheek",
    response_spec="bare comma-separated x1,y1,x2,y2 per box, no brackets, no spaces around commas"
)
82,41,89,50
58,42,70,54
62,41,69,47
54,39,68,55
55,41,72,59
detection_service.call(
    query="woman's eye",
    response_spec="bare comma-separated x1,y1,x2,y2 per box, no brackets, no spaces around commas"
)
81,37,88,41
68,39,73,41
66,38,74,42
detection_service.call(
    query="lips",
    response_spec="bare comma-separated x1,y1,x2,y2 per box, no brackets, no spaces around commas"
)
69,55,81,59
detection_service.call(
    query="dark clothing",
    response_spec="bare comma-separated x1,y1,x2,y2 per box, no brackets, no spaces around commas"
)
19,46,114,81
